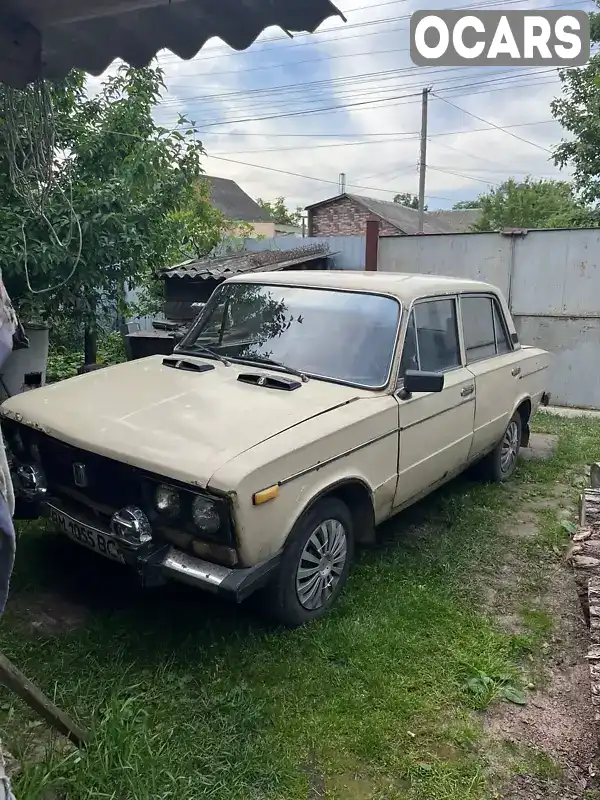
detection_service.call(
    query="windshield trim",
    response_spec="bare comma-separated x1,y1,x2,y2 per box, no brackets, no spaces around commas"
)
174,282,403,391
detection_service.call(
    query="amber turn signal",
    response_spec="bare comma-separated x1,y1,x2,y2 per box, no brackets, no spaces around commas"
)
253,484,279,505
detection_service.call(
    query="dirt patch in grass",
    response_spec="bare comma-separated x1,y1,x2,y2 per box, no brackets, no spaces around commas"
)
483,447,600,798
9,591,90,637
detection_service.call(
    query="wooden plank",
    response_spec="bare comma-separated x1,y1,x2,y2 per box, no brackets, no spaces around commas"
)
0,652,87,748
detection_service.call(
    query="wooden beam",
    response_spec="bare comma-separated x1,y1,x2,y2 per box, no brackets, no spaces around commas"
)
0,652,87,748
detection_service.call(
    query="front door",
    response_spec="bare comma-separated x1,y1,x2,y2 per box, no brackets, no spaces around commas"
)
393,296,475,508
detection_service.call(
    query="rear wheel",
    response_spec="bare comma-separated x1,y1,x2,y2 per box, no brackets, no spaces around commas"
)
265,497,354,628
477,411,522,483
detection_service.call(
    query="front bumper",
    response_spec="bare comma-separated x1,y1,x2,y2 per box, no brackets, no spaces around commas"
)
46,503,280,603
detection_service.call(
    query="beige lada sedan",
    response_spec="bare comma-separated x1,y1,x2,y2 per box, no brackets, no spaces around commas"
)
1,271,551,626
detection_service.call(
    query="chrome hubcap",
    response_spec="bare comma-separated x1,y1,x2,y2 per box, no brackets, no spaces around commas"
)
500,420,519,472
296,519,347,610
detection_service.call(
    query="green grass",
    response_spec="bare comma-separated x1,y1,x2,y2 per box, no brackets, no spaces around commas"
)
2,412,600,800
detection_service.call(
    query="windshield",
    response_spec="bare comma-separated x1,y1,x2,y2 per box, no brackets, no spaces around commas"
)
176,282,401,388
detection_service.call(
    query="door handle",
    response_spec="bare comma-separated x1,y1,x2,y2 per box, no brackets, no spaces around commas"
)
511,367,521,377
461,385,474,397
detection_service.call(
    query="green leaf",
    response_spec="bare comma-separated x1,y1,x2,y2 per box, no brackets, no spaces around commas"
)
501,685,527,706
561,520,577,534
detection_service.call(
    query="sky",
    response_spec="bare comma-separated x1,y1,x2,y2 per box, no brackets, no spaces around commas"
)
90,0,597,213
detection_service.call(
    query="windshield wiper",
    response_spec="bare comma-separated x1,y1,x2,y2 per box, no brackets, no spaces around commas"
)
244,357,309,383
177,344,231,366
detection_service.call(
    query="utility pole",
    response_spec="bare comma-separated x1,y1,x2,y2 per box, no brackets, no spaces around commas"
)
418,87,429,233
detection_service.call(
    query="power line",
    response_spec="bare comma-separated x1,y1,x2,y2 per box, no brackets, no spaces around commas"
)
428,138,521,170
155,118,557,139
427,166,501,186
155,64,557,110
156,67,563,132
205,153,456,201
432,93,553,154
188,119,557,156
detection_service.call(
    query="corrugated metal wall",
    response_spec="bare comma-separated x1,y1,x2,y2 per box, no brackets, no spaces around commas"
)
379,228,600,409
243,235,365,269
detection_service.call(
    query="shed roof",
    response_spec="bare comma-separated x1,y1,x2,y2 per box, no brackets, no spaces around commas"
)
203,176,272,223
162,243,330,280
0,0,344,88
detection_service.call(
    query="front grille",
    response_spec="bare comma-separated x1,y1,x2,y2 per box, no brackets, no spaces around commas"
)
2,420,145,513
1,418,236,547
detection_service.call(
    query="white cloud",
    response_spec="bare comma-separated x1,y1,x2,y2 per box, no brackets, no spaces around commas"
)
89,0,589,210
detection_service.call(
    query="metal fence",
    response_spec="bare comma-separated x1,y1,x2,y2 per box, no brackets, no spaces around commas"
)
379,228,600,409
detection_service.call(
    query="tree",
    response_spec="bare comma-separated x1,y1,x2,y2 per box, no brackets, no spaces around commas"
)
255,197,302,226
0,64,225,363
452,200,482,210
393,192,426,210
470,177,589,232
551,7,600,205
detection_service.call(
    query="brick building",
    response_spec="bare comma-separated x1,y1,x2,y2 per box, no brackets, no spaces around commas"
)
306,193,480,237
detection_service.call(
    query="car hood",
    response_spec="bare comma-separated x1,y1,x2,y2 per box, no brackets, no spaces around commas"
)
1,355,365,487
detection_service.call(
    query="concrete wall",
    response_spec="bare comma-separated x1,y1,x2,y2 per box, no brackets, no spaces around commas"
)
378,228,600,409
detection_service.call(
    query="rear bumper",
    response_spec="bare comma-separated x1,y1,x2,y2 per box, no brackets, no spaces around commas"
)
45,502,280,603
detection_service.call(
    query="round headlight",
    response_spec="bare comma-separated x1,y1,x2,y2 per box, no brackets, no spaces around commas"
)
191,495,220,535
155,484,181,518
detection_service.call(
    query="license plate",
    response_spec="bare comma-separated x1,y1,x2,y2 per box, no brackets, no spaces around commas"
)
49,507,125,564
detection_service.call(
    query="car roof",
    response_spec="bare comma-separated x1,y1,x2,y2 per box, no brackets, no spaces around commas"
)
225,269,502,302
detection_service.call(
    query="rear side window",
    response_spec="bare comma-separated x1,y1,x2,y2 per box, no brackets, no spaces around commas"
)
461,295,512,363
493,301,511,354
400,298,461,375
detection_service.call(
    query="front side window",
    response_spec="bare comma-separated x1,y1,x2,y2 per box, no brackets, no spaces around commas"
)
176,283,401,388
461,295,512,363
400,298,461,376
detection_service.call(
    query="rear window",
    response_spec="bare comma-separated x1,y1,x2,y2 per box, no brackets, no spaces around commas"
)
461,295,512,364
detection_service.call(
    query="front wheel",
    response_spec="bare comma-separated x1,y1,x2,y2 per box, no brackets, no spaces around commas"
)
265,497,354,628
477,411,522,483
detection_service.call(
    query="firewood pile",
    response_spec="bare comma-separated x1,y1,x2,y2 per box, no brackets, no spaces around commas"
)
568,463,600,719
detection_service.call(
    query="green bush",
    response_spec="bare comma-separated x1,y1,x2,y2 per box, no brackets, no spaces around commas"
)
46,332,127,384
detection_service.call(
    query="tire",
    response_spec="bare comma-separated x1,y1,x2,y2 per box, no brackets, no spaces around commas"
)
265,497,354,628
477,411,522,483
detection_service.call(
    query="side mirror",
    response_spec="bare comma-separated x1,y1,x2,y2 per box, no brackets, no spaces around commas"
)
401,369,444,397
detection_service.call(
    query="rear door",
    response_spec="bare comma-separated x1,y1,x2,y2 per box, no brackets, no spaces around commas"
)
459,293,524,459
393,296,476,508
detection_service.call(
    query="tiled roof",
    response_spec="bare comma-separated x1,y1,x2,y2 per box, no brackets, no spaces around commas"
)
203,176,272,223
426,209,481,233
162,243,330,279
1,0,344,88
306,193,482,234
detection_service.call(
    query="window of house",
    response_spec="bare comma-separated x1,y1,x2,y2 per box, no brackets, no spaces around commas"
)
400,298,461,376
461,295,512,363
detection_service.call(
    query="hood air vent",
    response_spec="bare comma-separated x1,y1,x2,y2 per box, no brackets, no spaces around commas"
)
162,358,215,373
237,373,302,391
